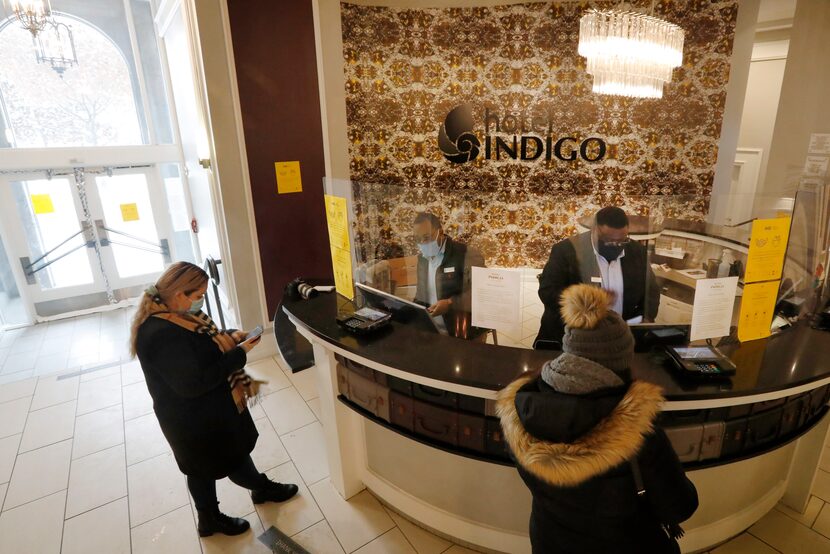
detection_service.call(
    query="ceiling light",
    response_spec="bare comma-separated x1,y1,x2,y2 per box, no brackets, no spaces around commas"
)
578,8,685,99
7,0,51,37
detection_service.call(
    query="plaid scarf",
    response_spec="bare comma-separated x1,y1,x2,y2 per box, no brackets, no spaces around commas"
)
146,292,264,413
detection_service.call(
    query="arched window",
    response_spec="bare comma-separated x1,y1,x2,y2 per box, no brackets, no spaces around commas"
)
0,14,143,147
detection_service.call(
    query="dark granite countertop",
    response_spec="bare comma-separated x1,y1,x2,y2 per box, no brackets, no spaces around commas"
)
284,293,830,401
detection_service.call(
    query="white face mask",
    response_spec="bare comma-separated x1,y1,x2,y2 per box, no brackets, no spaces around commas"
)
418,240,442,258
188,296,204,314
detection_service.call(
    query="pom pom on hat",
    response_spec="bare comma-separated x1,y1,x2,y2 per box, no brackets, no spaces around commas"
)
558,284,635,373
559,284,611,330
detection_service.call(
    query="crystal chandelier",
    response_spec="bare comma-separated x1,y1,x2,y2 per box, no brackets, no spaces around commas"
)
7,0,51,37
578,7,685,99
35,18,78,77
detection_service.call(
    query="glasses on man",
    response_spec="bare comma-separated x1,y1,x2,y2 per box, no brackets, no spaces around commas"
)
598,238,631,248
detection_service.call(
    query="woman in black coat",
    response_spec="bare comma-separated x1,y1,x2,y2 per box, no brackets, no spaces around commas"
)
131,262,298,537
498,284,698,553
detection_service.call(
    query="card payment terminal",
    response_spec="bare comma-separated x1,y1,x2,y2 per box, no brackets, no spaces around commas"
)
666,345,737,377
336,306,392,335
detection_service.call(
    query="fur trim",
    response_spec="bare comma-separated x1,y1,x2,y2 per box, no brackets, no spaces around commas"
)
496,376,664,487
559,284,610,329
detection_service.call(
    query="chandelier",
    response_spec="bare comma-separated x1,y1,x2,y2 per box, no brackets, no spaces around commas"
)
35,18,78,77
578,7,685,99
7,0,51,37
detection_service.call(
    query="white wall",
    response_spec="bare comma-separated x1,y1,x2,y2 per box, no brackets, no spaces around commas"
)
762,0,830,200
737,41,789,196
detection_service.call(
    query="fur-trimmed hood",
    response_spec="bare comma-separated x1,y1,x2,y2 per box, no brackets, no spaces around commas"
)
497,376,664,488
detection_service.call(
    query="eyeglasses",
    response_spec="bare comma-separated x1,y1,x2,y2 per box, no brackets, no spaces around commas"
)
599,238,631,248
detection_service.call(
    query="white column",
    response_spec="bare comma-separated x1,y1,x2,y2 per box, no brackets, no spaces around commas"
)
312,340,366,499
781,411,830,512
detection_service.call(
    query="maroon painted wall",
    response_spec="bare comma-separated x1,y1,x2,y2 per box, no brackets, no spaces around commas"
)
227,0,332,318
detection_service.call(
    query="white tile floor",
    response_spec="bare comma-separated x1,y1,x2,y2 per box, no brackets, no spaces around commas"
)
0,310,829,553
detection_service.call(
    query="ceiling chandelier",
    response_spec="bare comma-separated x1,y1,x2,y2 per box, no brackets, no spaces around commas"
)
35,18,78,77
7,0,51,37
578,5,685,99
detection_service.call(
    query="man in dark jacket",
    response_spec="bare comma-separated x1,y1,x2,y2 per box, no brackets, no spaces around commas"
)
499,284,698,553
535,206,661,348
413,212,486,339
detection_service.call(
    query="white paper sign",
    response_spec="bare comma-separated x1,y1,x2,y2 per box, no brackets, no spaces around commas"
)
808,133,830,154
471,267,521,329
804,156,829,176
690,276,739,342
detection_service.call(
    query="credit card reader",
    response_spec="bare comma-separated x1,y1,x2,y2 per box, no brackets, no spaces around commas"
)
336,307,392,335
666,345,737,377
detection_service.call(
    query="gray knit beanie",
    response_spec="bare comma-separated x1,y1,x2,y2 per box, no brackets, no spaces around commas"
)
558,284,635,374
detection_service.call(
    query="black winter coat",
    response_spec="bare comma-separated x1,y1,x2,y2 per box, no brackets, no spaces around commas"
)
497,375,698,554
135,317,258,479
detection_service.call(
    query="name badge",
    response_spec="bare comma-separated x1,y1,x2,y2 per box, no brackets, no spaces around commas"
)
591,276,603,284
444,267,455,273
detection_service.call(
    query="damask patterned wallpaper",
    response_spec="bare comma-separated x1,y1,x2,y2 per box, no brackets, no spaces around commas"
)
341,1,739,267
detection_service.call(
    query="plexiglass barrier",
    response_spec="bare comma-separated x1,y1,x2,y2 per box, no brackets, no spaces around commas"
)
333,179,827,349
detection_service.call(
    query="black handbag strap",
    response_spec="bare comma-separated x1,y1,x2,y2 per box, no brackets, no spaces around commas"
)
631,456,686,540
630,457,646,497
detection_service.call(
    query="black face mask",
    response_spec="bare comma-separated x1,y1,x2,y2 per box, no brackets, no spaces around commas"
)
598,241,624,262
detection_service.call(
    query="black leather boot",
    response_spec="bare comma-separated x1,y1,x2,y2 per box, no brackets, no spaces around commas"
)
251,481,299,504
196,509,250,537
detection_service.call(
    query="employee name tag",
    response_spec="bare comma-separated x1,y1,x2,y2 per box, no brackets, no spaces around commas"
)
591,276,603,284
444,267,455,273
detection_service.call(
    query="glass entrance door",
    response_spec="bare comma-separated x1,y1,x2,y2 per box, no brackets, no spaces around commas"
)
0,175,104,309
0,167,175,319
90,168,172,292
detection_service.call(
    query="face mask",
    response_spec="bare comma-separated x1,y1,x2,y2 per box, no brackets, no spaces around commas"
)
597,241,624,262
418,240,442,258
188,296,204,314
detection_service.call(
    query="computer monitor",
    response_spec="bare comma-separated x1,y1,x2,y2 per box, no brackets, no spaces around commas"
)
355,282,442,334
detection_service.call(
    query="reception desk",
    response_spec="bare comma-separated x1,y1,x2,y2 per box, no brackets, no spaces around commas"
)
282,293,830,553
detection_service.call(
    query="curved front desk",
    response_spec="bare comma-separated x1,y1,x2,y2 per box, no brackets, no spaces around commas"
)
283,293,830,554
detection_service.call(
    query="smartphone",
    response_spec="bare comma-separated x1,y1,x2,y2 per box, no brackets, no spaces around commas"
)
245,325,264,341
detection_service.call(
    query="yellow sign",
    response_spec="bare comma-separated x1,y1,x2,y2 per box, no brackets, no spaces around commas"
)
120,203,139,222
744,217,791,283
330,246,354,300
738,280,780,342
31,194,54,215
324,194,350,250
275,161,302,194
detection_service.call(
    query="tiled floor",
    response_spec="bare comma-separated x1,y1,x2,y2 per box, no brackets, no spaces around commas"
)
0,309,133,386
1,312,830,553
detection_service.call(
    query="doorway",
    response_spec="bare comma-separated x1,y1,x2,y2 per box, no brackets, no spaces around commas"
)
0,165,175,320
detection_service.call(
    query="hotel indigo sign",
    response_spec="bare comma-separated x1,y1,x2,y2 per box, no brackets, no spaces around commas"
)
438,104,607,164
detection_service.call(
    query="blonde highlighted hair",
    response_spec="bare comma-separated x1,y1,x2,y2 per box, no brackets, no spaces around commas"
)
129,261,209,358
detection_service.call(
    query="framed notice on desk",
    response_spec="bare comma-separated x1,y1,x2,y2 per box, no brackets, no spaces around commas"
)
690,276,739,342
471,267,521,329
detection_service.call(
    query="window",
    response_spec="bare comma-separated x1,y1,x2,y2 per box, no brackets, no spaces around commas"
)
0,14,143,147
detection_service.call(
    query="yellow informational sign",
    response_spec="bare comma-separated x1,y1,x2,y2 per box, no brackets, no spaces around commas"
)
323,194,350,250
120,203,139,222
330,245,354,300
275,161,302,194
744,217,791,283
738,280,780,342
31,194,54,215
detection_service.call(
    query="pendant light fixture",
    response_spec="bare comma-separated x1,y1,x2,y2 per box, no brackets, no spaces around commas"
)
35,18,78,77
6,0,52,37
578,2,685,99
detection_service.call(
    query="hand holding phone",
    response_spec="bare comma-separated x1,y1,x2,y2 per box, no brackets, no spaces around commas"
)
239,325,263,353
245,325,263,341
